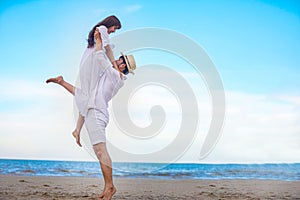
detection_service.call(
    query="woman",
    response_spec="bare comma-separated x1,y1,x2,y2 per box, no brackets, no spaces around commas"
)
72,15,122,144
87,15,121,69
46,29,136,200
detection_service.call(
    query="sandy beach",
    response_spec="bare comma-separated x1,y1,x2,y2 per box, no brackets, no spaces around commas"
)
0,175,299,200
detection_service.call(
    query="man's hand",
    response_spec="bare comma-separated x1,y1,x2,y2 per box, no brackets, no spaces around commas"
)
94,28,102,51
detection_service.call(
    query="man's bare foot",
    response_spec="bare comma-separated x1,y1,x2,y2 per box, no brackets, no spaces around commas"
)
99,186,116,200
99,190,105,199
46,76,63,84
72,129,82,147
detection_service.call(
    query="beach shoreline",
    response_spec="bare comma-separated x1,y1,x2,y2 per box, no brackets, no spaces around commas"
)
1,175,299,199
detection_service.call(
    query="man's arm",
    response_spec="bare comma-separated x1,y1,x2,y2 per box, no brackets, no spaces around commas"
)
93,29,111,68
94,29,123,78
104,45,118,70
94,29,103,51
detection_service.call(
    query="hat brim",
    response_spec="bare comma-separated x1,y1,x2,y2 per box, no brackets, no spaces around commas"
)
121,52,134,74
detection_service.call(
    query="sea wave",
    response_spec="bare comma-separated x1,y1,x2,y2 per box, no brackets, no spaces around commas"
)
0,159,299,181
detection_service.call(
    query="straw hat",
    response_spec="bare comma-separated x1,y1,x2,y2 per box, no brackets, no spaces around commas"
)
121,52,136,74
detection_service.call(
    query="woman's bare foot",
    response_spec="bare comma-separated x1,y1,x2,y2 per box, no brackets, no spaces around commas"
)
46,76,63,84
99,186,116,200
72,129,82,147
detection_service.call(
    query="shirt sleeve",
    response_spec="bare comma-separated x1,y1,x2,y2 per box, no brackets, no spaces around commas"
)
94,50,111,73
97,26,110,48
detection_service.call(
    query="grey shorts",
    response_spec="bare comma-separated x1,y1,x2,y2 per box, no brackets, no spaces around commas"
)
84,109,107,145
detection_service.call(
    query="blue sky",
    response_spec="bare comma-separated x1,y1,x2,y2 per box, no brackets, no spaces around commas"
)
1,0,299,93
0,0,299,163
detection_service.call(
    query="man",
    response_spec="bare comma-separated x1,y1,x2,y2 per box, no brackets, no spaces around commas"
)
46,29,136,200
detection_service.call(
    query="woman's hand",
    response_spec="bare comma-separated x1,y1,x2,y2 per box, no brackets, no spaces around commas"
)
94,28,102,51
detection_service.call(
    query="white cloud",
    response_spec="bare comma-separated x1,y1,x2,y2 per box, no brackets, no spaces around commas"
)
0,79,93,161
105,86,300,163
124,4,142,13
0,79,54,100
1,79,299,163
200,91,300,163
93,8,106,15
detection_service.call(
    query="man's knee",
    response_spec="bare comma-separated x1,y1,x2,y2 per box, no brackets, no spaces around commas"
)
93,142,107,159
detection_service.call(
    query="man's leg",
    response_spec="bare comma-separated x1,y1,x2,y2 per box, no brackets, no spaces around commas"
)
46,76,75,95
93,143,116,200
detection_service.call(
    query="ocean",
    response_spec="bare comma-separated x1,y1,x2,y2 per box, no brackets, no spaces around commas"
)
0,159,299,181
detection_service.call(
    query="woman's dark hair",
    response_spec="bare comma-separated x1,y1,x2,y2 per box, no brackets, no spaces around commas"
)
87,15,121,48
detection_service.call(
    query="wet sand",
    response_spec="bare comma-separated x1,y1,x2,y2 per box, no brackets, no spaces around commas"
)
0,175,299,199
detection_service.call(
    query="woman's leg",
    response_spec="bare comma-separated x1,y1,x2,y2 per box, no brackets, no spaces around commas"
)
47,76,83,147
46,76,75,95
72,114,84,147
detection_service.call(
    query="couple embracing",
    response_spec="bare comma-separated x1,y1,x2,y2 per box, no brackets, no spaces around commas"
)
47,15,136,200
